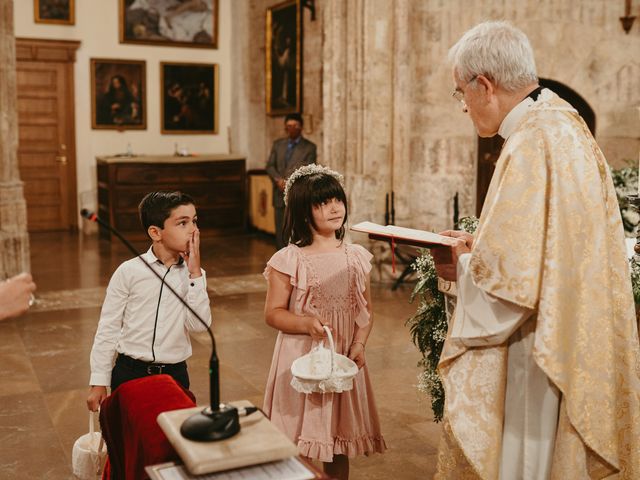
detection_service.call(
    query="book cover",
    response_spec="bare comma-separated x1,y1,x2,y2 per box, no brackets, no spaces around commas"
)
157,401,298,475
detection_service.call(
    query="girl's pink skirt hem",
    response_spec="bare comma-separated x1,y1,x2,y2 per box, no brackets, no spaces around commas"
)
297,435,387,463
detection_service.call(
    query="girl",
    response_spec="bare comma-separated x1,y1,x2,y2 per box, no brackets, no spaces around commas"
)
263,164,386,480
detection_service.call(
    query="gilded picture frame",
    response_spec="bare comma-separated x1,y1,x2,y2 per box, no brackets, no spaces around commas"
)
34,0,75,25
160,62,218,134
119,0,218,49
266,0,302,116
90,58,147,130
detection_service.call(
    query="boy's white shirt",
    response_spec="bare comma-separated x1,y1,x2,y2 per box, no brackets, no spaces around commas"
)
89,246,212,387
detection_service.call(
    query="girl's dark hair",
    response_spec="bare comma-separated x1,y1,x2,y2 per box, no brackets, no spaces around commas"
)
283,173,348,247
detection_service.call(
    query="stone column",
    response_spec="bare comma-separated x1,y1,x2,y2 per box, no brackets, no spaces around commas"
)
0,0,30,278
323,0,395,224
322,0,399,280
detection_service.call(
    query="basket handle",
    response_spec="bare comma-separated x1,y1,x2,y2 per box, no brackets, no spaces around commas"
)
89,411,106,454
323,325,335,377
89,411,95,436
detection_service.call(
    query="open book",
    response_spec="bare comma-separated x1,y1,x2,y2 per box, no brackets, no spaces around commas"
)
351,221,456,248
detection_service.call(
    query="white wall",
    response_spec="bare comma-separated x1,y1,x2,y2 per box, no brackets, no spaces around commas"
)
13,0,233,221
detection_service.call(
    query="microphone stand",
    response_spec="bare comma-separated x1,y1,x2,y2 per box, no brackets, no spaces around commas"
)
81,209,240,441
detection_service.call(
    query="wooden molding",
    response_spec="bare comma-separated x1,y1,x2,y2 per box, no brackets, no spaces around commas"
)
15,38,81,63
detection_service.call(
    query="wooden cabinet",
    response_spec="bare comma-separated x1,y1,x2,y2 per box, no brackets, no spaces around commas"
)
97,154,246,240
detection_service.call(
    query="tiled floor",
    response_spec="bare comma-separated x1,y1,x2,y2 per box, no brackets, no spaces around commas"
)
0,231,442,479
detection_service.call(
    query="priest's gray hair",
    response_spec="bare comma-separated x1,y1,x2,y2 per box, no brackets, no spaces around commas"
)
448,21,538,92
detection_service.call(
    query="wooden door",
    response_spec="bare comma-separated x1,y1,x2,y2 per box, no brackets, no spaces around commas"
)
15,39,80,231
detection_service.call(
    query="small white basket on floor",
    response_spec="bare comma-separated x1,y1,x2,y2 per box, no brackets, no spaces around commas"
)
291,326,358,394
72,412,106,480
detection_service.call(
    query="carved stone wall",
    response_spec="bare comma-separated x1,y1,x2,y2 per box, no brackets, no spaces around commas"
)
321,0,640,280
0,0,30,277
235,0,639,279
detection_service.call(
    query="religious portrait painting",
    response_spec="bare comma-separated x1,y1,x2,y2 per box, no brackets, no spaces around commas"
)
34,0,74,25
91,59,146,130
266,0,302,116
161,62,218,134
120,0,218,49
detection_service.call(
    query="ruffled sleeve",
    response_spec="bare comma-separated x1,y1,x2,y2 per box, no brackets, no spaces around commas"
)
349,244,373,327
350,243,373,274
263,245,309,294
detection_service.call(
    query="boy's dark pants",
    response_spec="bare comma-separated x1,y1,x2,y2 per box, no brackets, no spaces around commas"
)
110,353,190,392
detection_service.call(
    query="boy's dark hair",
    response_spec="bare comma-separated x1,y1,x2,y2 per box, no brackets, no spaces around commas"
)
283,173,347,247
284,113,303,126
138,191,195,234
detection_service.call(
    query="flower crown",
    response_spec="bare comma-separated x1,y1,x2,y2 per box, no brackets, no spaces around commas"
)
284,164,345,206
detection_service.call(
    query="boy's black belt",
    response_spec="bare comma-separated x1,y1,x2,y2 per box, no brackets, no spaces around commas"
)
117,353,187,375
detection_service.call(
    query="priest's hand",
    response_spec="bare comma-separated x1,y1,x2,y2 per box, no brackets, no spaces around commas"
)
431,235,471,281
438,230,475,249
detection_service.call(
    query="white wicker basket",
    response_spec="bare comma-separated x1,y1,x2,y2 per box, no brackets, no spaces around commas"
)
290,326,358,394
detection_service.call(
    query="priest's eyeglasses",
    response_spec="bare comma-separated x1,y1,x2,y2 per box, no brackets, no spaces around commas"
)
452,75,478,105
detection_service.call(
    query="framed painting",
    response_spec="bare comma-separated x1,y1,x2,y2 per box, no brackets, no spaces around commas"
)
34,0,74,25
266,0,301,116
91,59,146,130
161,62,218,134
120,0,218,49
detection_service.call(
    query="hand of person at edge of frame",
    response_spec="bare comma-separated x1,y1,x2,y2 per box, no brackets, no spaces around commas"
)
0,272,37,321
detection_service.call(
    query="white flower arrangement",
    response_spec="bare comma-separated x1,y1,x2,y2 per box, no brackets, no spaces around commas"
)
407,216,478,422
283,164,344,206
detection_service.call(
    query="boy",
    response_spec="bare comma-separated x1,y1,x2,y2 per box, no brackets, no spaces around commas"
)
87,191,212,412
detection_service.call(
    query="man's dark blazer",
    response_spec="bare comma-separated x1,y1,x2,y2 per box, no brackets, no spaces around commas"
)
265,136,317,208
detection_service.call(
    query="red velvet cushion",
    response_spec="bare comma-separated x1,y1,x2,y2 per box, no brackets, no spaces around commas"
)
99,375,196,480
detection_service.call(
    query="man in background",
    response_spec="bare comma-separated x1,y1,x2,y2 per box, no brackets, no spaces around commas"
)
265,113,317,249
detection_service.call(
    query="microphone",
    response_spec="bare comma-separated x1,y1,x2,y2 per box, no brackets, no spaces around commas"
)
81,209,240,441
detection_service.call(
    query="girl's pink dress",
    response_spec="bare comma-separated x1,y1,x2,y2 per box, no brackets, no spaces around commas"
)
263,243,387,462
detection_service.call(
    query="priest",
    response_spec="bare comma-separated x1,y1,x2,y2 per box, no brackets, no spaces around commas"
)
431,20,640,479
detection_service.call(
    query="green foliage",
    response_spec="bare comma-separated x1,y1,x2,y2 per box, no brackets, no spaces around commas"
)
630,258,640,305
610,162,640,305
611,162,639,236
405,217,478,422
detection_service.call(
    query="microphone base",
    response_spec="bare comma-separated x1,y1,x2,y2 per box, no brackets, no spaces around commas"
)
180,405,240,442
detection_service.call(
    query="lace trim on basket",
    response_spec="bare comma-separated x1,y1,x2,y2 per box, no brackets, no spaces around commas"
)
290,375,355,394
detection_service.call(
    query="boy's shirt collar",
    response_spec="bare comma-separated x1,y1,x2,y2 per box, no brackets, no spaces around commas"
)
143,246,184,268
